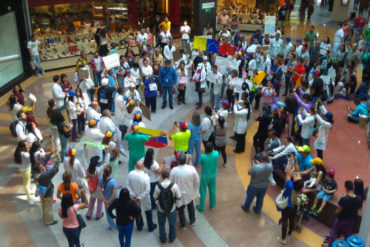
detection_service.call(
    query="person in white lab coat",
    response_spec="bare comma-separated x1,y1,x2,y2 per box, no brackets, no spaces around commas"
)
314,112,333,159
124,83,141,102
163,39,176,64
63,147,87,191
170,153,200,229
99,109,122,144
270,33,284,61
193,65,207,109
233,99,250,153
207,65,223,110
83,118,105,164
52,75,66,108
86,101,101,120
113,88,126,139
126,161,157,232
297,106,316,147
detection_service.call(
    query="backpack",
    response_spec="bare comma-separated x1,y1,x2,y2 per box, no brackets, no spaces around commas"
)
157,182,175,213
98,87,108,104
9,120,20,137
88,172,99,193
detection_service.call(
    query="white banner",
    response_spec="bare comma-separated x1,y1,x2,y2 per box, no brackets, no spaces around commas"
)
264,16,276,35
215,56,239,74
102,53,120,70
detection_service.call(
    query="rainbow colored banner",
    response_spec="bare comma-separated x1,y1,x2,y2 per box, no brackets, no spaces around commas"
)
138,127,168,148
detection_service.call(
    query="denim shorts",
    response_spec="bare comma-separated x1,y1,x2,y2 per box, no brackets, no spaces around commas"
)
316,190,333,201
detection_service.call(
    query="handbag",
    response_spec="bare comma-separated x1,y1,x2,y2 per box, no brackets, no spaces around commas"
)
73,208,86,229
275,189,289,210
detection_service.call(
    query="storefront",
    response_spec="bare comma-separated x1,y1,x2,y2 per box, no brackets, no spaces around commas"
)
0,0,31,96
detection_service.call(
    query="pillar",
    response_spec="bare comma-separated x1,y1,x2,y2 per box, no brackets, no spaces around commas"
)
169,0,181,25
128,0,139,29
193,0,217,35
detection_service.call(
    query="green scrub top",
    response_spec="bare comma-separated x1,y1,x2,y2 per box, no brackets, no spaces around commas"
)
124,133,150,158
199,150,219,179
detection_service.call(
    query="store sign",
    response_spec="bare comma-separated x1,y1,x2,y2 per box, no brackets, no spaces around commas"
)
102,53,120,70
264,16,276,35
202,2,215,9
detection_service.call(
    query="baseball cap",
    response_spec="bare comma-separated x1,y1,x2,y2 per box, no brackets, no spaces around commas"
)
101,78,109,86
285,37,291,42
311,70,321,76
310,157,323,166
296,38,302,42
324,112,333,120
68,91,75,97
179,121,188,130
68,146,76,156
327,169,335,176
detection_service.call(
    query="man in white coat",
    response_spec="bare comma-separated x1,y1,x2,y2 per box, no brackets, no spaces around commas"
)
99,109,122,144
126,161,157,232
163,38,176,65
113,88,127,138
206,65,223,110
170,153,199,229
83,118,104,164
86,101,101,120
52,75,66,108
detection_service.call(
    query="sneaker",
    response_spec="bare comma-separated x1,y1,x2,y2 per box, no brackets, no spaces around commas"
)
148,224,157,232
46,220,58,226
170,106,173,109
28,199,35,205
86,215,91,221
241,205,249,213
277,237,287,245
161,105,166,109
196,205,204,212
36,74,42,78
223,163,227,168
191,221,196,226
252,206,260,215
96,213,104,220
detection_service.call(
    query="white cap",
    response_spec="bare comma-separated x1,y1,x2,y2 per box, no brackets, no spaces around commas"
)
203,56,208,60
101,78,108,86
129,82,136,88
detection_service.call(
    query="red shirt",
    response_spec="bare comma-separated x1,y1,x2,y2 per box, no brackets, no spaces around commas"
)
292,64,305,82
354,17,366,28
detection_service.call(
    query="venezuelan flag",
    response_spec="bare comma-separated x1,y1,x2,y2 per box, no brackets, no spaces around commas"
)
138,127,168,148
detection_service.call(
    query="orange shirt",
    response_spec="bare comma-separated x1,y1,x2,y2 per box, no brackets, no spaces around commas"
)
58,182,79,201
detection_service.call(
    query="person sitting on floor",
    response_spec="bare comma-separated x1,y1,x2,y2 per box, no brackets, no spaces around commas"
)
346,97,368,123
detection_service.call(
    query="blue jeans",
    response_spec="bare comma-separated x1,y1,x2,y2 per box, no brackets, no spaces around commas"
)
347,114,360,123
221,82,227,98
117,223,134,247
355,27,363,43
150,182,158,210
162,86,173,108
157,210,177,242
242,185,268,213
136,210,155,230
63,227,81,247
105,206,116,229
188,138,201,165
32,55,44,75
119,125,127,140
94,72,102,87
210,86,215,107
182,39,189,53
214,93,221,111
59,134,68,162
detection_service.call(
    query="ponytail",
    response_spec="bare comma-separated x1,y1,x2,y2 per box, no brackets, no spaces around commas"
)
103,166,112,184
62,171,72,191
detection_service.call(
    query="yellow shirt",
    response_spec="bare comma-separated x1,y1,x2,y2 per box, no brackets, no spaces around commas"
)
75,58,87,72
160,21,171,32
171,130,191,152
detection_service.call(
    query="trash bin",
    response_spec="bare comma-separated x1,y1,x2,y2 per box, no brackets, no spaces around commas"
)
332,240,349,247
346,235,364,247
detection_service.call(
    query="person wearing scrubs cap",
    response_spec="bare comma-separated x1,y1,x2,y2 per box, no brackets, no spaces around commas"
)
125,83,141,102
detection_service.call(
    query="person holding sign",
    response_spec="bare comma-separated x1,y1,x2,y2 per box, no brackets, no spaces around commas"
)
207,65,223,111
193,64,207,110
143,75,158,113
176,61,188,105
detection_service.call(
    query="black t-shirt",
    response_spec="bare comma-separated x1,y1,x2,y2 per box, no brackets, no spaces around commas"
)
338,195,361,220
57,122,70,137
311,78,324,97
278,8,287,21
256,116,272,134
323,178,337,192
108,198,141,226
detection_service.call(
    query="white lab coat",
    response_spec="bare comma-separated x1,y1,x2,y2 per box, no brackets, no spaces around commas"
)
113,94,126,126
314,114,332,150
99,116,122,143
206,71,223,95
63,157,87,189
170,164,200,207
270,38,283,58
126,169,151,211
52,83,65,108
124,75,136,90
86,106,101,120
124,90,141,102
163,45,176,61
297,112,315,139
83,126,104,161
229,77,243,99
233,105,248,134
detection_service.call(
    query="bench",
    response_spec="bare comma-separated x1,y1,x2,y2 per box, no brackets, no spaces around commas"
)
272,172,363,232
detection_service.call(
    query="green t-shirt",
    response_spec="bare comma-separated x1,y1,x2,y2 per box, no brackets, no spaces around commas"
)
199,150,219,178
171,130,191,152
365,28,370,42
124,133,150,158
305,31,317,47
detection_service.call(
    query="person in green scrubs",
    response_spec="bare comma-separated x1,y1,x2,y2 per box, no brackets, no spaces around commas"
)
124,124,166,172
170,121,191,153
197,142,219,212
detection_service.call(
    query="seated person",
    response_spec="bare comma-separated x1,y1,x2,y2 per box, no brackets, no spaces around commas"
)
346,97,369,123
355,81,369,101
265,130,281,152
302,157,326,194
269,136,297,172
338,75,357,100
296,145,313,179
310,169,337,216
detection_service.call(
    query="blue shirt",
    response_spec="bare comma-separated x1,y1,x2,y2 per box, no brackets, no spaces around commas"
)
297,153,313,172
283,180,293,208
352,103,368,117
98,176,118,201
107,74,117,88
143,78,158,98
158,67,177,88
189,123,203,141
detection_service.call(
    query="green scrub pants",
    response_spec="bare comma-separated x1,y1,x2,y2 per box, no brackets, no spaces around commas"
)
198,176,216,211
128,154,142,172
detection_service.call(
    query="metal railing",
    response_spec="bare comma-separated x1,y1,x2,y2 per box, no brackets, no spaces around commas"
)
0,54,20,64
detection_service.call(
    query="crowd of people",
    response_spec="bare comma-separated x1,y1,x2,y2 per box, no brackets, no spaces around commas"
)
7,9,370,247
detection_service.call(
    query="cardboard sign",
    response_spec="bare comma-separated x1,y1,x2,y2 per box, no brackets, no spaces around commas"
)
78,69,89,79
179,76,189,85
102,53,120,70
139,104,151,121
256,45,270,52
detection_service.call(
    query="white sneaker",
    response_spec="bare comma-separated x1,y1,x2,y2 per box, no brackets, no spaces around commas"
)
28,199,35,205
277,237,287,245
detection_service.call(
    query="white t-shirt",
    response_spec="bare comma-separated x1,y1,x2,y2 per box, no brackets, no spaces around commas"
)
93,57,103,72
153,179,181,212
334,28,344,45
201,116,214,141
27,40,41,56
20,151,31,172
180,25,191,40
140,158,160,183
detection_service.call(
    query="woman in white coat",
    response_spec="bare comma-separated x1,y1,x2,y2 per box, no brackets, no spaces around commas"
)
113,88,127,138
233,99,250,153
314,112,333,159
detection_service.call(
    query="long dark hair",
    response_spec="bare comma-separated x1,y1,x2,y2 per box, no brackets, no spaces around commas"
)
354,178,365,200
218,116,225,129
9,95,17,110
61,193,74,218
62,171,72,191
14,141,27,164
30,141,41,168
103,166,112,184
244,100,251,120
143,148,154,170
47,99,55,119
26,121,36,136
118,188,130,205
191,112,201,126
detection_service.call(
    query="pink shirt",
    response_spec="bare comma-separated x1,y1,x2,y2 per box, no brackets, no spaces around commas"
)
261,87,276,105
58,204,80,228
